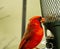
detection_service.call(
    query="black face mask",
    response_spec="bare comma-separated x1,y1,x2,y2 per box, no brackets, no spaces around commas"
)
37,17,42,21
37,17,42,28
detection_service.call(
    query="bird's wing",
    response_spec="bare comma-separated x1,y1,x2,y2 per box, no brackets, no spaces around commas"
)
19,26,34,49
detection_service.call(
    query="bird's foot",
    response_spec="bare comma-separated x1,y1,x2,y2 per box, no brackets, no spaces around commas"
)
35,47,40,49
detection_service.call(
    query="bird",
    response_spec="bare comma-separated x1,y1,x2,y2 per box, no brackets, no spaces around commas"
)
19,16,45,49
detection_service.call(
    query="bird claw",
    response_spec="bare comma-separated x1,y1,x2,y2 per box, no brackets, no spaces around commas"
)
35,47,40,49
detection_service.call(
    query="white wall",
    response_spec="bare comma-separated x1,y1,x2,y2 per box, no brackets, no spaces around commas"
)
0,0,22,49
26,0,42,25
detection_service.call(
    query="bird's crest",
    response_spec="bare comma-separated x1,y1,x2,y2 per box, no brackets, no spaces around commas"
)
29,16,41,22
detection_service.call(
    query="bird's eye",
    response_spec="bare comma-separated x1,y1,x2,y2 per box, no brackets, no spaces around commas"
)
38,17,42,21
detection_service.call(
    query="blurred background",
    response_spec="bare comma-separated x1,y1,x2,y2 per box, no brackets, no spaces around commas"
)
0,0,47,49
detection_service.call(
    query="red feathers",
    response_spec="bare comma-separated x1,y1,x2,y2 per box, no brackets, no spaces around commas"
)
19,16,45,49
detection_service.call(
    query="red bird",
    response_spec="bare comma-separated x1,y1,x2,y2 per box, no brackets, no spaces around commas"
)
19,16,45,49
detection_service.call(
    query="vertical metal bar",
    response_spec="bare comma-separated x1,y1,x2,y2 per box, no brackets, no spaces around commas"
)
40,0,43,17
22,0,27,37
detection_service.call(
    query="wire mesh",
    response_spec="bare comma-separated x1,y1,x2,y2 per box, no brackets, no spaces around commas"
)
41,0,60,17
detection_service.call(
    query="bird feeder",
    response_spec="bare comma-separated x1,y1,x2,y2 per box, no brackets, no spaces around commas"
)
40,0,60,49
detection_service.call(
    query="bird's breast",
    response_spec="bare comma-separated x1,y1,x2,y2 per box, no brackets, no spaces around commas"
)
34,28,43,35
32,28,44,40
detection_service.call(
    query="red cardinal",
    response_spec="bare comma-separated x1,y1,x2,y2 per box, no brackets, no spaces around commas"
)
19,16,45,49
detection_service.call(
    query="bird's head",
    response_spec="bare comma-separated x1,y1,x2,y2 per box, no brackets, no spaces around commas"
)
30,16,45,23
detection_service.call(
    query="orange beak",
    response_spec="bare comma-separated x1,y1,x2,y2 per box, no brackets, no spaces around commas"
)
40,18,45,23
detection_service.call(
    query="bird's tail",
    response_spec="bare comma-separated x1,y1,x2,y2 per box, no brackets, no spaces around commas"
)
19,38,26,49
